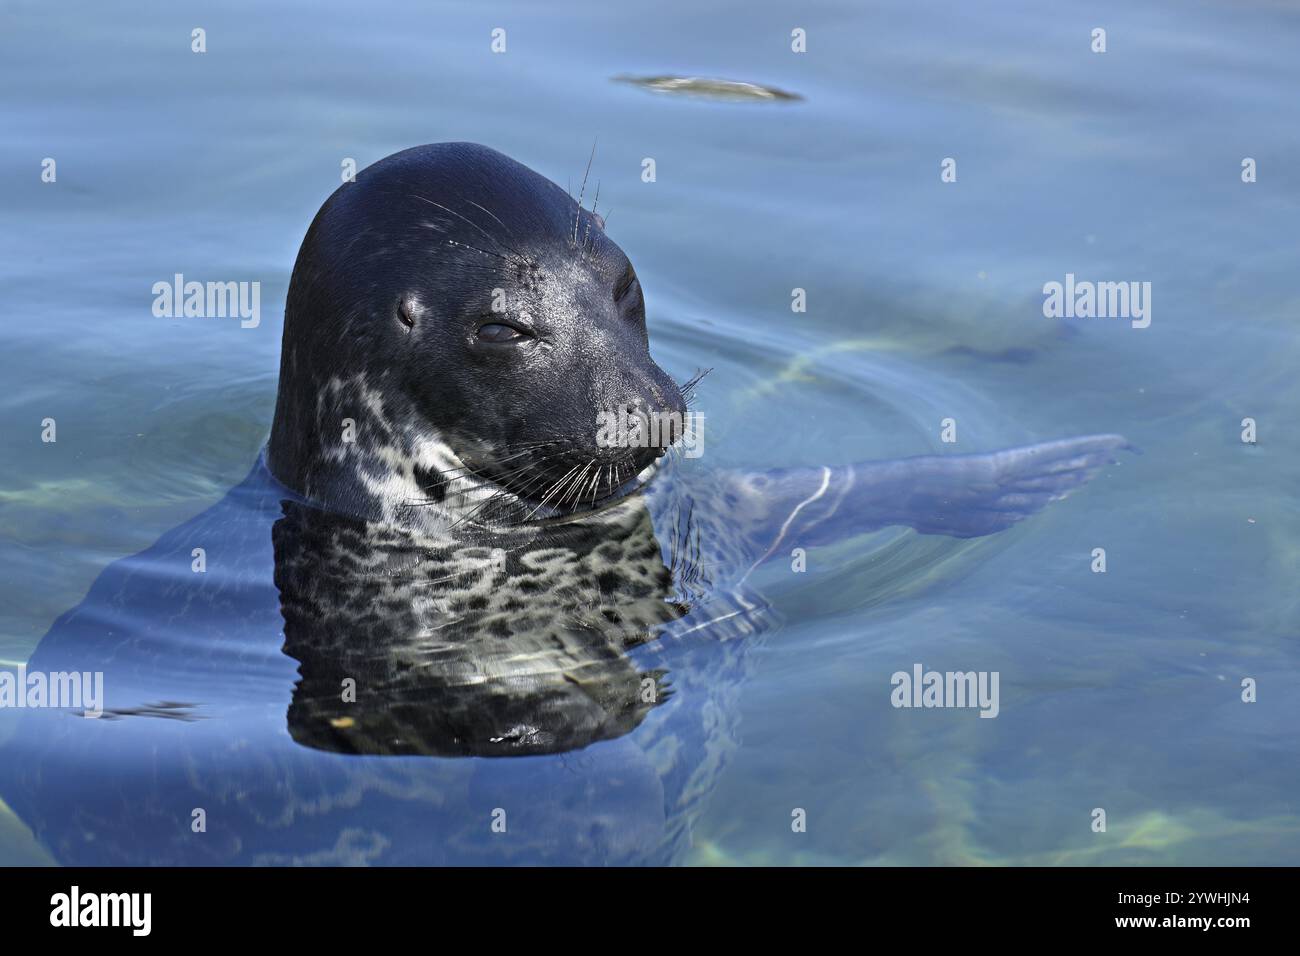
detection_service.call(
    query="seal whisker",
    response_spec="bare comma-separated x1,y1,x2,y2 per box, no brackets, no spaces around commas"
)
444,238,515,266
444,471,543,528
411,445,575,515
435,449,572,504
531,461,585,508
560,461,596,510
419,257,504,278
416,458,537,505
564,463,591,511
678,367,713,400
581,180,602,262
443,496,502,531
521,462,586,521
572,140,596,249
463,199,529,262
410,194,523,264
566,176,575,250
555,460,594,513
412,447,542,490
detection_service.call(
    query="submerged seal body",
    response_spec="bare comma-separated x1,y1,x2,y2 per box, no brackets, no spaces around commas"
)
0,143,1128,865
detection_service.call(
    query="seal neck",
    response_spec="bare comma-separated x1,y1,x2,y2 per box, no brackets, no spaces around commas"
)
266,370,661,534
267,370,497,533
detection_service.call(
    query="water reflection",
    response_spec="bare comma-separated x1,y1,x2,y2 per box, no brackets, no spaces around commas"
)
276,495,686,758
0,461,769,865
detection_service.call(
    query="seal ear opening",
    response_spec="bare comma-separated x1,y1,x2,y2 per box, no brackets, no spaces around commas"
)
397,299,416,332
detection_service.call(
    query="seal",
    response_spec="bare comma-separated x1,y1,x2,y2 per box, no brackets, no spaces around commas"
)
268,142,686,533
0,142,1130,866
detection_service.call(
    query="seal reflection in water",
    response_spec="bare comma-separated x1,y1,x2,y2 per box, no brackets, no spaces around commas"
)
275,497,694,758
0,144,1127,865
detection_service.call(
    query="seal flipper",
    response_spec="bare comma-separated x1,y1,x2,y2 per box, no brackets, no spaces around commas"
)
711,433,1131,556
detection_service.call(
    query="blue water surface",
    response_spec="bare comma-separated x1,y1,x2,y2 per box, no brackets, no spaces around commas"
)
1,0,1298,864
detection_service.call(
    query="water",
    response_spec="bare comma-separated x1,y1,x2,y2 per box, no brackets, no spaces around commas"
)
2,0,1298,865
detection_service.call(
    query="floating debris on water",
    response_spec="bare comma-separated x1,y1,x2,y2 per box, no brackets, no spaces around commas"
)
614,74,803,102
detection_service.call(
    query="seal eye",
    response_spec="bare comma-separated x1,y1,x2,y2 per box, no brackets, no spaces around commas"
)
613,265,639,304
477,322,528,343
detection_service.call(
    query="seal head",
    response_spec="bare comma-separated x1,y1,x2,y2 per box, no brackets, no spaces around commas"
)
268,142,686,529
